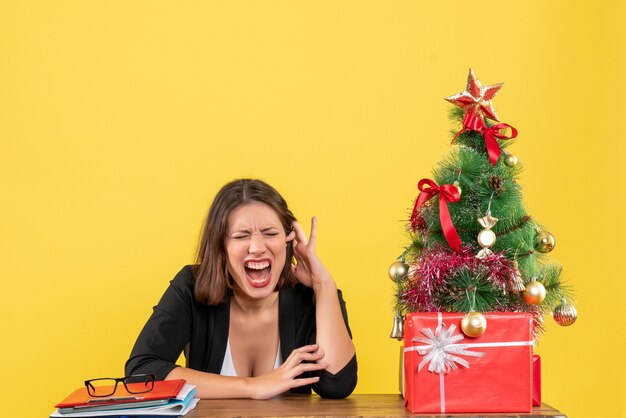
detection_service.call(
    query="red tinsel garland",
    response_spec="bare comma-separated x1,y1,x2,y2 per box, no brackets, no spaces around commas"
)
401,245,546,339
401,246,518,311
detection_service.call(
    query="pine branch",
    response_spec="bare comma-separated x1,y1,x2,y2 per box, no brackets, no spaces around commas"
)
439,268,505,312
538,263,573,309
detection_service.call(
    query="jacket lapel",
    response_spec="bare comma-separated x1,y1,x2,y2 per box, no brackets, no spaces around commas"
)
279,288,296,362
207,300,230,373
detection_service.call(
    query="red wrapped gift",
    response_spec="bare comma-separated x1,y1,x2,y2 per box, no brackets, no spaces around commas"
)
533,354,541,406
403,312,533,414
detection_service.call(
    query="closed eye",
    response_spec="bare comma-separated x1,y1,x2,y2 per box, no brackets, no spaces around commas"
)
262,228,280,237
231,233,250,239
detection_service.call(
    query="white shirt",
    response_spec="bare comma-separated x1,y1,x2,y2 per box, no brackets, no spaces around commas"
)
220,339,283,377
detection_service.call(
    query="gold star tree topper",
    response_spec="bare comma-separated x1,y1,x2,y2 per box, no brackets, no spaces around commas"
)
445,69,503,123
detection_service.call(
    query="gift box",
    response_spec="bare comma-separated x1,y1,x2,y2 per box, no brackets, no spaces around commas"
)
533,354,541,406
403,312,533,414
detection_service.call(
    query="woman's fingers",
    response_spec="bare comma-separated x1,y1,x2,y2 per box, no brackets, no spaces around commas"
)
285,229,296,243
290,218,327,289
292,218,317,249
288,376,320,389
287,351,325,366
308,216,317,248
250,344,327,398
292,221,308,245
293,344,320,353
289,362,328,377
283,344,323,366
283,344,317,360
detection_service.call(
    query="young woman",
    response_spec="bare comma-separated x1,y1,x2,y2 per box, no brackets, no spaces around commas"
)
125,179,357,399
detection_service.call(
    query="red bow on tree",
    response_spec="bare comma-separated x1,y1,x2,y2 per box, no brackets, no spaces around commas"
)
452,113,518,167
446,69,518,166
410,179,462,252
483,123,518,166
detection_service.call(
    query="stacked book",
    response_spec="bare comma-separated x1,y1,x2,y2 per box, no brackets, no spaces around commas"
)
50,379,198,417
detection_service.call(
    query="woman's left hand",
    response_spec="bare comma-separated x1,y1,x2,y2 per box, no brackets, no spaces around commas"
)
287,217,334,290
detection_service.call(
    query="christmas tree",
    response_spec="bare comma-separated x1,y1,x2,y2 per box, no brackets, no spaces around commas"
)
389,69,577,340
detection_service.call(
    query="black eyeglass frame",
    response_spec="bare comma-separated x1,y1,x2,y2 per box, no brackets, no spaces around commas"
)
84,374,156,397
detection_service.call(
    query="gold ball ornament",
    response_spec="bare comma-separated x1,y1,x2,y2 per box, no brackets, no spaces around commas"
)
553,299,578,326
453,180,462,197
461,311,487,337
504,154,518,167
523,278,546,305
534,230,556,253
388,260,409,282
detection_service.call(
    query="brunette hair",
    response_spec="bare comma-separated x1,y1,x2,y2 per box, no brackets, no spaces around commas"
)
193,179,297,305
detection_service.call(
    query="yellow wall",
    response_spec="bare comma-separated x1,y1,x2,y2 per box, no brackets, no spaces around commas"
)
1,2,624,417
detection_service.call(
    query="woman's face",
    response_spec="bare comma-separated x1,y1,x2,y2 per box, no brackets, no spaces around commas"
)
225,201,289,300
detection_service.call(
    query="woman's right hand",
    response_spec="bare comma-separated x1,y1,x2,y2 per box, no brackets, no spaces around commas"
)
246,344,327,399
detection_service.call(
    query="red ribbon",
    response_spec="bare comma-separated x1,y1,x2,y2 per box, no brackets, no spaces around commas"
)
454,110,518,167
410,179,462,252
483,123,518,166
462,107,487,132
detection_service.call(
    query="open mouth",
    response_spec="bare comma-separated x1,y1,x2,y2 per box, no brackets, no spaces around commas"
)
244,260,272,288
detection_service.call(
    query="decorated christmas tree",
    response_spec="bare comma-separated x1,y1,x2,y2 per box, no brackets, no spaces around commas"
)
389,69,578,341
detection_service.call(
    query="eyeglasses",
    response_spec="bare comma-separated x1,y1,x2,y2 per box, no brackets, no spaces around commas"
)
84,374,155,397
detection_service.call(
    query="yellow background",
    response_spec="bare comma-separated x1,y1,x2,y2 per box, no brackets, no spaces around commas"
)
1,1,624,417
